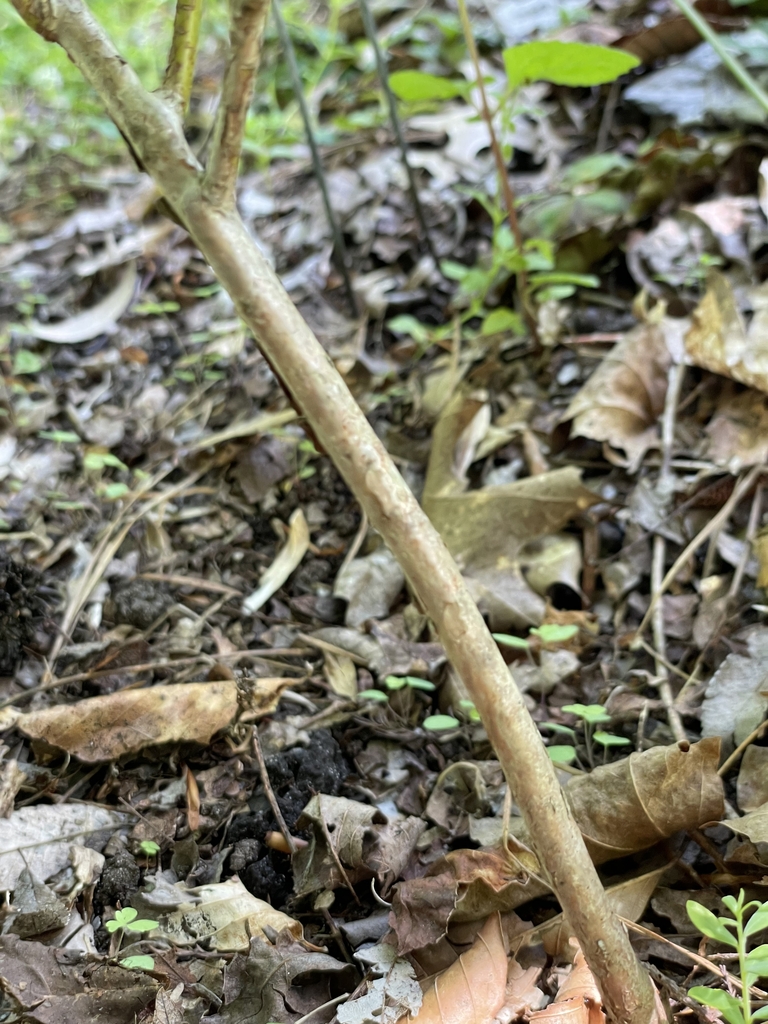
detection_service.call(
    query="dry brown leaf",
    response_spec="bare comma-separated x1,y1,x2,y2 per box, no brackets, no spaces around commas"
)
18,678,289,763
564,323,672,471
530,948,604,1024
564,737,723,862
705,388,768,471
687,273,768,393
242,508,309,614
401,913,508,1024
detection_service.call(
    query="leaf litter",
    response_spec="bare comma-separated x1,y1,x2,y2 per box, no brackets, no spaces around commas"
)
7,0,768,1021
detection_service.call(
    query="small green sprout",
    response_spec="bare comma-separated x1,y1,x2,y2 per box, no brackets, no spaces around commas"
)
105,907,158,935
139,839,160,858
385,675,435,692
688,891,768,1024
120,954,155,971
423,714,460,732
493,623,580,651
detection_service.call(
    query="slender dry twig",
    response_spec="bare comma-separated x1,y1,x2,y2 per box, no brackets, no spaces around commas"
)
719,718,768,777
272,0,358,315
355,0,438,266
455,0,537,342
252,726,297,854
204,0,270,207
8,4,656,1018
162,0,203,114
728,484,762,600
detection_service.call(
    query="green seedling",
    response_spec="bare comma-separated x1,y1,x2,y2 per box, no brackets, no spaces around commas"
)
688,890,768,1024
560,703,629,768
139,840,160,856
423,714,460,732
106,907,159,954
384,675,435,692
120,954,155,971
494,622,579,650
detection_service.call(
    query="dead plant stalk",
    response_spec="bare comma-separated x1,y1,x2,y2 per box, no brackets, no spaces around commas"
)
8,1,655,1020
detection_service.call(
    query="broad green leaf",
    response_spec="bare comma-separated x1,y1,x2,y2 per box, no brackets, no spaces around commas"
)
358,689,389,702
423,714,460,731
504,41,640,90
540,722,576,737
387,315,430,344
492,633,530,649
13,349,45,375
530,623,578,644
389,70,468,103
686,902,738,947
481,307,523,336
722,894,742,916
385,675,408,690
120,955,155,971
125,918,159,932
688,987,745,1024
752,1006,768,1021
441,259,470,282
404,676,436,691
547,745,577,765
593,731,631,748
745,906,768,937
562,703,611,724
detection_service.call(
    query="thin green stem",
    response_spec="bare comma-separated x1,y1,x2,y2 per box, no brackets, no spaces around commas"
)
162,0,204,116
671,0,768,115
738,912,753,1024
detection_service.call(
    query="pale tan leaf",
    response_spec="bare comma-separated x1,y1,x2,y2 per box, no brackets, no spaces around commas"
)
686,273,768,393
564,323,672,471
242,508,309,614
323,652,358,698
18,679,289,763
25,262,138,343
402,913,508,1024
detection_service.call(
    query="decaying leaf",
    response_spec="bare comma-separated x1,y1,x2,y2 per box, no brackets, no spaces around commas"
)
705,389,768,471
530,946,604,1024
737,745,768,813
203,930,355,1024
18,678,290,763
0,803,127,890
564,737,723,861
338,942,423,1024
687,273,768,393
323,651,358,698
403,913,508,1024
25,262,138,344
334,546,405,628
242,508,309,614
701,628,768,745
10,869,71,938
293,794,425,896
156,876,301,952
0,934,157,1024
564,322,672,471
722,801,768,846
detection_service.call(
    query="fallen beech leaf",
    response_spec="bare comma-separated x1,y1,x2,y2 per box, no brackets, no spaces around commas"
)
25,262,138,343
156,877,301,952
339,942,422,1024
705,388,768,471
18,679,289,763
402,913,508,1024
686,273,768,393
564,737,723,861
701,627,768,745
531,948,604,1024
564,322,672,471
334,546,405,628
243,508,309,614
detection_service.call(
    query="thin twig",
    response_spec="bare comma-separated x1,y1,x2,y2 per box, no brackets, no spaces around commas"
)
252,727,297,854
671,0,768,114
356,0,438,266
272,1,358,316
204,0,270,207
634,464,765,641
162,0,204,115
728,484,762,601
336,510,368,578
455,0,537,342
718,718,768,777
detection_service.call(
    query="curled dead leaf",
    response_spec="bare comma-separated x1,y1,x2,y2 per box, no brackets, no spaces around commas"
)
18,678,289,763
242,508,309,614
25,262,138,344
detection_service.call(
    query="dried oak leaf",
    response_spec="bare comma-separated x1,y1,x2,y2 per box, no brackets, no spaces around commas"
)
202,930,355,1024
0,935,157,1024
564,322,672,471
18,679,289,763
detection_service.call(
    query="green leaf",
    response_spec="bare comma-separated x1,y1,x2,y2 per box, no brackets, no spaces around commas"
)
13,349,45,375
504,41,640,90
561,703,611,724
388,70,468,103
539,722,576,737
688,987,745,1024
357,689,389,702
384,675,408,690
752,1006,768,1021
530,623,578,643
404,676,436,691
547,745,577,765
686,902,738,947
387,315,430,344
592,731,631,747
480,307,524,336
492,633,530,649
440,259,470,281
38,430,80,443
423,714,460,731
745,906,768,937
125,918,159,933
120,955,155,971
139,840,160,856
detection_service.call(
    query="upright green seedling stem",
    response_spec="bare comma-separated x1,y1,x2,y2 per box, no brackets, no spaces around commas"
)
6,2,656,1020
